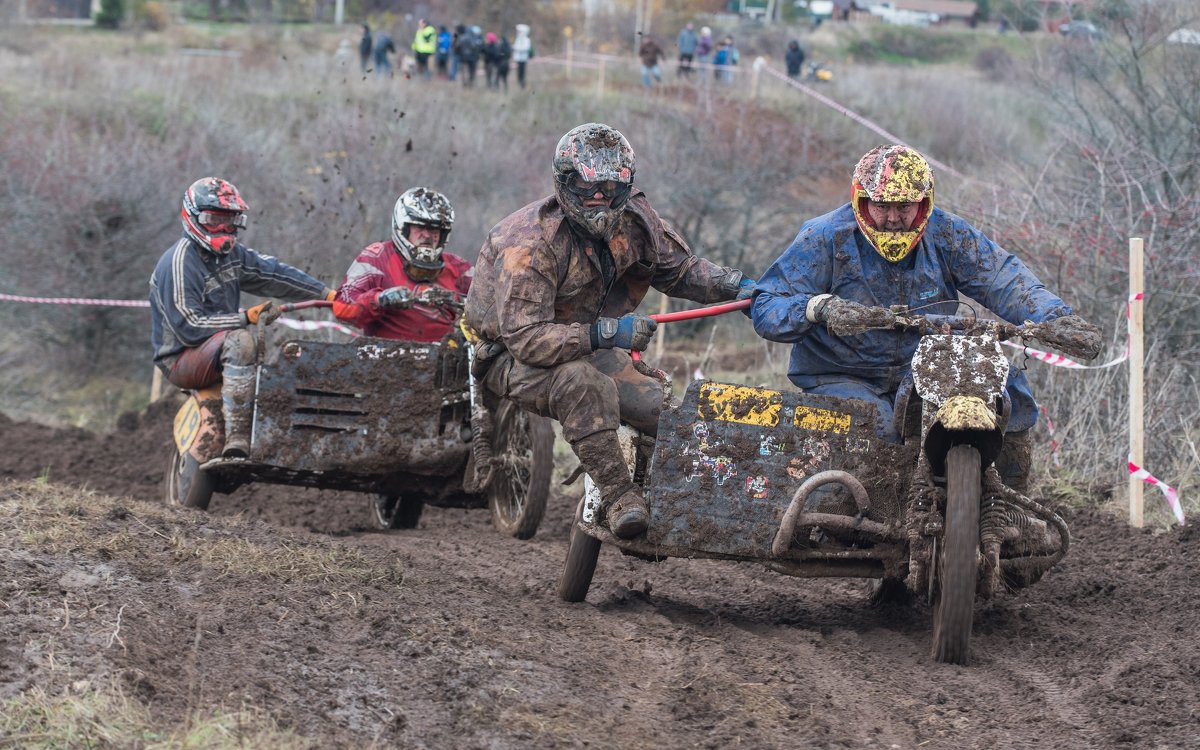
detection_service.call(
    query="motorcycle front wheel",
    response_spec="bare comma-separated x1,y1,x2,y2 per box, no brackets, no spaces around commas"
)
163,446,214,511
931,444,981,665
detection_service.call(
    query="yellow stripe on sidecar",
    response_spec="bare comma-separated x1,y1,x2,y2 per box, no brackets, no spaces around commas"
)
794,405,852,434
697,383,783,427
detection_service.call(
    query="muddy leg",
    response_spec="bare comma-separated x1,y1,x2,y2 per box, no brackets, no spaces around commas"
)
995,429,1033,495
572,430,647,539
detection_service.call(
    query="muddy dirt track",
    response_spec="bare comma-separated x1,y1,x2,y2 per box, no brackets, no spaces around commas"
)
1,403,1198,749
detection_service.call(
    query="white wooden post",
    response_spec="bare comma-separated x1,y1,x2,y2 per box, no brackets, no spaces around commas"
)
597,57,606,96
1128,237,1145,527
653,293,668,360
150,366,164,403
334,0,344,25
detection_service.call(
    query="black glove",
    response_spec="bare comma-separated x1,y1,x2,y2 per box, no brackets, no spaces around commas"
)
378,286,414,309
808,295,896,336
591,313,658,351
1037,314,1103,361
719,270,756,300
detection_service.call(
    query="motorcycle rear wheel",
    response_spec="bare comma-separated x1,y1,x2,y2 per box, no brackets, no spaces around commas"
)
163,446,214,511
931,444,981,665
558,498,602,602
487,400,553,540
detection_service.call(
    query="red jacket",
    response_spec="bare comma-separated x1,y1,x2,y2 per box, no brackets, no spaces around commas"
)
335,240,473,342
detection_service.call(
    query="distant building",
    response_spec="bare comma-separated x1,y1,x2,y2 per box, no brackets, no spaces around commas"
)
867,0,979,26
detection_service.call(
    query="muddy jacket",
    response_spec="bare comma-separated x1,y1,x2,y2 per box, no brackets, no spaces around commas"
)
464,192,742,368
149,237,328,365
335,240,473,342
750,204,1072,430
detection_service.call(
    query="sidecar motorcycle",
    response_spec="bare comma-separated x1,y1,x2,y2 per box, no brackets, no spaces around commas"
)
164,311,554,539
559,310,1088,665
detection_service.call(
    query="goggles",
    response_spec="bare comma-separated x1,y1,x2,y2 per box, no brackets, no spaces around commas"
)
198,210,248,233
559,174,632,203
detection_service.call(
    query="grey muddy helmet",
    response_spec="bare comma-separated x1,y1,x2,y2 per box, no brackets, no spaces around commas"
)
552,123,635,240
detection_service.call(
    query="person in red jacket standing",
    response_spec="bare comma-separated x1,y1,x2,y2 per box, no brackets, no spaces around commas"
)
335,188,473,342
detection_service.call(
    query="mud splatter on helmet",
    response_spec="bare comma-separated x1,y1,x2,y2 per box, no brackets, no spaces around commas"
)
392,187,455,281
181,177,249,255
552,122,635,240
851,145,934,262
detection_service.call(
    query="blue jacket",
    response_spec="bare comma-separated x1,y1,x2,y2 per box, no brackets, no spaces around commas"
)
149,237,327,364
750,204,1072,431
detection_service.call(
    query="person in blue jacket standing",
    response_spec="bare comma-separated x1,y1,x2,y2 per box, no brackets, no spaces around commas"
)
750,144,1101,492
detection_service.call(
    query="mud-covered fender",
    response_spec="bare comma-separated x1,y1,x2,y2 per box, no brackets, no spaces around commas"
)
925,395,1004,478
173,385,222,460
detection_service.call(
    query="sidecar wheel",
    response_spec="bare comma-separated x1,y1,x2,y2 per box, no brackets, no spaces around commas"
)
932,444,981,665
163,446,214,511
487,401,553,540
371,494,424,530
558,499,602,602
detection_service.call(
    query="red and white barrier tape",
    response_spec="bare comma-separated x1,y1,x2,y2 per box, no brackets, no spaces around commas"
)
1003,293,1142,370
1039,406,1061,467
0,293,150,308
1128,456,1185,526
274,317,359,337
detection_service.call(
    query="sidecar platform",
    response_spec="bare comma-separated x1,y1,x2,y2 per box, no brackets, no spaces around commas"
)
637,380,917,561
202,337,471,496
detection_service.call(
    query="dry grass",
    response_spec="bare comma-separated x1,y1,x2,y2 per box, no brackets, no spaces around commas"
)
1,481,404,586
1,682,317,750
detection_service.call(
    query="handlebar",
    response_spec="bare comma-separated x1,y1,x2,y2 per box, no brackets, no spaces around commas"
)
278,300,334,313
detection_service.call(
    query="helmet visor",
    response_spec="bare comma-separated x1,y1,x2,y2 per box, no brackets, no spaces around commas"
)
198,210,247,233
558,174,632,204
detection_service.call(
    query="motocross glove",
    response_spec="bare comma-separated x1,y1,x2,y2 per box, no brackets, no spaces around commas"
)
1039,314,1103,361
591,313,658,352
378,286,415,309
243,301,282,326
735,277,758,301
415,286,458,307
806,294,896,336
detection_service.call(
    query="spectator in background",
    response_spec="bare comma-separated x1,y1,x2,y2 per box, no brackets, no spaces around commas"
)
455,25,483,87
449,23,466,81
785,39,806,79
373,31,395,77
436,25,452,78
512,24,534,89
676,22,698,76
483,31,501,88
695,26,714,68
494,35,512,93
638,33,664,89
412,19,437,79
712,35,738,83
359,24,373,73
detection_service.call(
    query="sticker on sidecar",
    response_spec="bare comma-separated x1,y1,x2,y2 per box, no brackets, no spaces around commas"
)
356,343,432,361
793,405,852,434
697,383,783,427
173,397,202,453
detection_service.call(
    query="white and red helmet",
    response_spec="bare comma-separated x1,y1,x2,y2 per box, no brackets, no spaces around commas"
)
180,177,248,255
391,187,455,282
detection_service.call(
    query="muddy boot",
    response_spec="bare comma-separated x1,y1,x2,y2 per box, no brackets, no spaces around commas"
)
572,430,648,539
995,429,1033,496
220,364,256,458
